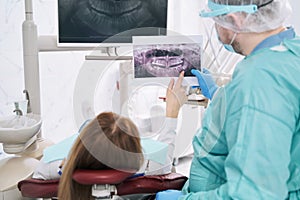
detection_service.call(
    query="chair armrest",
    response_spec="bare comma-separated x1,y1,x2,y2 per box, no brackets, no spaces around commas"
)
117,173,188,195
17,178,59,198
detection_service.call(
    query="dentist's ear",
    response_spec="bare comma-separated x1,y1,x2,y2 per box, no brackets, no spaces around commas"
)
226,13,244,31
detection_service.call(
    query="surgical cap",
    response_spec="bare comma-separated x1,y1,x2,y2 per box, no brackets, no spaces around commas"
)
201,0,292,33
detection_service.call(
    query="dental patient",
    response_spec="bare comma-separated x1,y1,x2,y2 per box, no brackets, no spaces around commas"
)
57,112,144,199
33,72,187,185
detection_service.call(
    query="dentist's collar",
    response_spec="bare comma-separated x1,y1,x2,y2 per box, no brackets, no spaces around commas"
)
251,27,296,54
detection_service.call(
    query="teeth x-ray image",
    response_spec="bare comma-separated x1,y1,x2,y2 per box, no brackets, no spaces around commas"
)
133,41,202,78
58,0,168,43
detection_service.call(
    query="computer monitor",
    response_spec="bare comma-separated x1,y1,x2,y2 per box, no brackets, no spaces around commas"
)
57,0,168,46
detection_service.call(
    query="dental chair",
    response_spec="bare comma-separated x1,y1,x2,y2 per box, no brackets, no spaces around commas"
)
17,169,188,199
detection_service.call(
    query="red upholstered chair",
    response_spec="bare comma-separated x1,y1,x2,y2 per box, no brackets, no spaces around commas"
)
17,178,59,199
18,169,188,199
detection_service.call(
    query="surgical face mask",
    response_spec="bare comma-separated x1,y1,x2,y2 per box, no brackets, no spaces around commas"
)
216,26,237,53
225,32,237,53
223,44,235,53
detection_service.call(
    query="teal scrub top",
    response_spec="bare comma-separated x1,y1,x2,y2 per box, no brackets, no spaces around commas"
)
180,29,300,199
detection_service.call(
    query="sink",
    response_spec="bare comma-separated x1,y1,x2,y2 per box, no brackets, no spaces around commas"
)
0,114,42,154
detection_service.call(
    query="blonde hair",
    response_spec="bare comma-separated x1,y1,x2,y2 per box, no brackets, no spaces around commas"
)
58,112,143,200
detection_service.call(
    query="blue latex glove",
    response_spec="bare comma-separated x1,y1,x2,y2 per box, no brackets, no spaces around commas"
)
156,189,183,200
191,68,218,100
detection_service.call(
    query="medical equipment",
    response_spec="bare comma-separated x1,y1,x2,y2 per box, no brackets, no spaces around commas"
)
18,169,188,199
0,113,53,200
0,114,41,154
159,96,208,107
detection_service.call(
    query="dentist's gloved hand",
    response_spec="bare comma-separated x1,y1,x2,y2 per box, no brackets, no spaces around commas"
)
156,189,183,200
191,68,218,100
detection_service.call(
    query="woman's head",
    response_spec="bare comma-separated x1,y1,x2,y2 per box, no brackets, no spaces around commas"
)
74,111,143,170
58,112,143,199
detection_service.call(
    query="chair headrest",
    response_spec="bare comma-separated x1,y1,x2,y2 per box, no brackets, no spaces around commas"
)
72,169,135,185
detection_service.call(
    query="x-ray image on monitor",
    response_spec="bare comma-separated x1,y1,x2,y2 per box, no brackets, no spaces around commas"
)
133,35,202,78
58,0,168,44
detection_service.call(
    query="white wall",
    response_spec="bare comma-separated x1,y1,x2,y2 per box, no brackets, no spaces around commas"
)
0,0,299,143
288,0,300,32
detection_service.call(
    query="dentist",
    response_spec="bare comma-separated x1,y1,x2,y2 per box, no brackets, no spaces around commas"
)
157,0,300,199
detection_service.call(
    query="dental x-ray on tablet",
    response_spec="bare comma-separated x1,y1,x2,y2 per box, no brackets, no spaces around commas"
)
133,35,204,101
133,35,202,78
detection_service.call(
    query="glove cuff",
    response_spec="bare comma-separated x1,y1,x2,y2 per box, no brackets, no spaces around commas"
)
208,86,219,100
